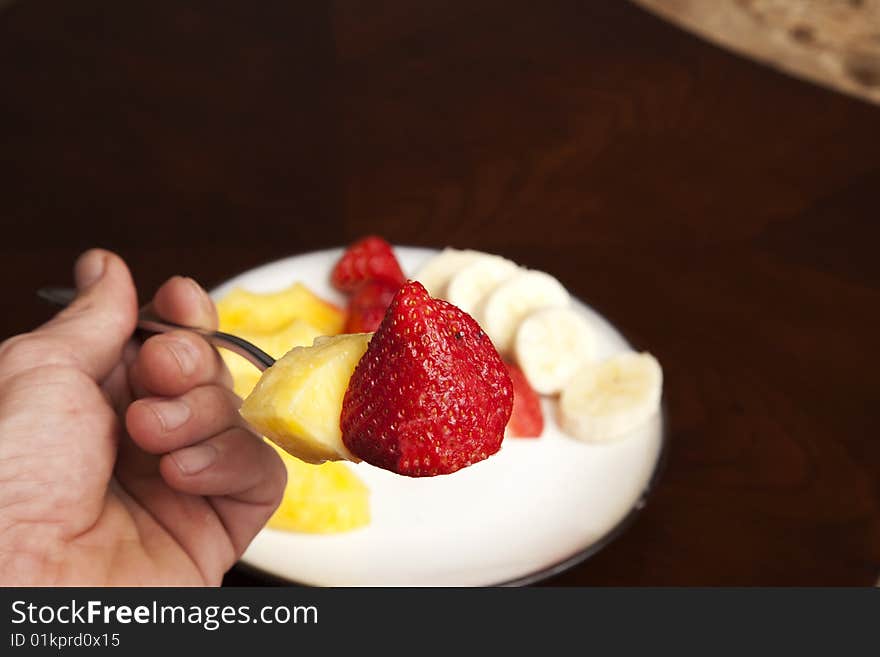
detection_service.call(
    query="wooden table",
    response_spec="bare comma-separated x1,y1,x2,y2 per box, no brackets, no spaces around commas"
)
1,1,878,586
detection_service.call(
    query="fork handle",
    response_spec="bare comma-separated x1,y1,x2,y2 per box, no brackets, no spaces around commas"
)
37,286,275,372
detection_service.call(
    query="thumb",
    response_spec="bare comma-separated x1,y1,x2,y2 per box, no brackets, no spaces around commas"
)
37,249,139,381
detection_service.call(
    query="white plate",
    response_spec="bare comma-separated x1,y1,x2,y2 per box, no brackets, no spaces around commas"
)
211,246,666,586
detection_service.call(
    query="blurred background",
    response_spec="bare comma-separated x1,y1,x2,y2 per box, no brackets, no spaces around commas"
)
1,1,878,585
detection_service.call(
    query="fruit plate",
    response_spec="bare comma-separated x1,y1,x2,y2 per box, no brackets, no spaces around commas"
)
211,246,667,586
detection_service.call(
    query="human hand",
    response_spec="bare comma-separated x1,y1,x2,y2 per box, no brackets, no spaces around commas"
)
0,249,286,585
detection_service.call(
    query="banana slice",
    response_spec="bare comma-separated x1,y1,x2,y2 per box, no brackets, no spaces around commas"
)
413,248,486,298
446,255,519,316
479,270,570,354
514,307,597,395
559,352,662,443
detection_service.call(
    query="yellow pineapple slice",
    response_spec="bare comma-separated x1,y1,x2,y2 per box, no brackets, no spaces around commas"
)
240,333,372,464
267,445,370,534
219,319,323,398
217,283,346,336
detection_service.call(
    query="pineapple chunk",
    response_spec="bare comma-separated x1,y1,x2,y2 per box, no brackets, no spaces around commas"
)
217,283,346,336
220,319,323,398
240,333,372,464
268,445,370,534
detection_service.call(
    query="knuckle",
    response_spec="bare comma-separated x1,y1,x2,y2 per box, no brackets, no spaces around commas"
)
103,306,134,335
0,333,52,371
58,296,133,340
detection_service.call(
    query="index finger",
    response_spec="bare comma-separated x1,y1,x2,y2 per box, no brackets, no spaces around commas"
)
149,276,218,330
128,276,231,397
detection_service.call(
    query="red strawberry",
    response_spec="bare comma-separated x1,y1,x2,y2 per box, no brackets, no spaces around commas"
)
344,279,399,333
331,236,406,293
341,281,513,477
504,362,544,438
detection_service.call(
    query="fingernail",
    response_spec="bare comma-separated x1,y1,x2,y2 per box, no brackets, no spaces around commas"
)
74,250,106,290
185,277,215,318
171,443,217,475
151,399,191,431
167,338,198,377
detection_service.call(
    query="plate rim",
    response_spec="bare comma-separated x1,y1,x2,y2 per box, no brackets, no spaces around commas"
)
213,245,670,587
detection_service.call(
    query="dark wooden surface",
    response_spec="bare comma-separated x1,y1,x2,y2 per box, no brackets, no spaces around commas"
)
1,0,878,586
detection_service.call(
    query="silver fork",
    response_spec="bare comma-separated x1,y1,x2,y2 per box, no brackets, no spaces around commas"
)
37,286,276,372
